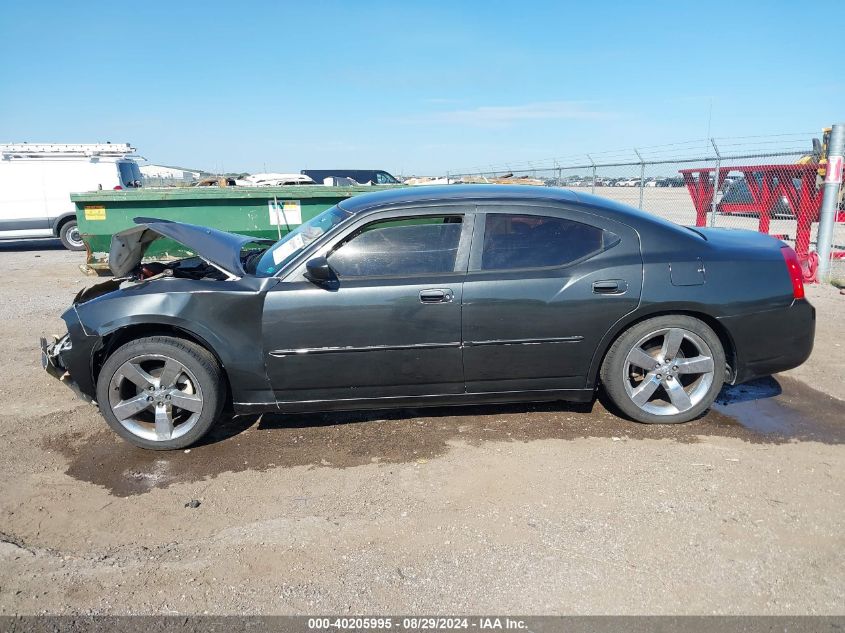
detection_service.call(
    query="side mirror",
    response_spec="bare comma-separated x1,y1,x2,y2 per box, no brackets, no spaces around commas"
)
304,256,335,285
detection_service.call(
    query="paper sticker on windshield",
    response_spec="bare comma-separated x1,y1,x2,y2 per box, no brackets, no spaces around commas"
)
84,205,106,221
268,200,302,226
272,233,305,265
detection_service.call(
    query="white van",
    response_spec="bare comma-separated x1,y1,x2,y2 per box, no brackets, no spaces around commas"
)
0,143,142,250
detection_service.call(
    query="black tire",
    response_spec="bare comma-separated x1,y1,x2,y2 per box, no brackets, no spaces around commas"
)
59,219,85,251
600,315,725,424
96,336,224,450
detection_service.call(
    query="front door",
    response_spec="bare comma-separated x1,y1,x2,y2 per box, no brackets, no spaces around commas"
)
462,204,643,393
262,209,473,404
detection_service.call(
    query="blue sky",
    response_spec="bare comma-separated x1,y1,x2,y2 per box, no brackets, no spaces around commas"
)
1,0,842,174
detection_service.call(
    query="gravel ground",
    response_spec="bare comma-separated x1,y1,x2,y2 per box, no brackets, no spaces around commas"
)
0,240,843,615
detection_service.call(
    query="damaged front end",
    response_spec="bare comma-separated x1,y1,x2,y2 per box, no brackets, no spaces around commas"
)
40,333,95,404
40,216,276,406
40,290,105,404
40,334,70,380
108,216,275,279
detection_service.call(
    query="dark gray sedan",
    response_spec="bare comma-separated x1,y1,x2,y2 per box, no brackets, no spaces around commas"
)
42,186,814,449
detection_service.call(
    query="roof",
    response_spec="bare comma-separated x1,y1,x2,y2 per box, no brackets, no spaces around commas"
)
335,184,689,234
0,143,134,157
337,184,579,213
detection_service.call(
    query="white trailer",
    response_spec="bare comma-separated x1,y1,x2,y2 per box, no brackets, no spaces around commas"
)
0,143,142,250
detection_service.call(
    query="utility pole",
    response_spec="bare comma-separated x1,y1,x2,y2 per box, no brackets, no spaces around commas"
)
709,138,721,227
817,124,845,281
634,149,645,210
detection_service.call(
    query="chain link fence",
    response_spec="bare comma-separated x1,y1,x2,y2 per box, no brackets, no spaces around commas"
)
448,136,845,282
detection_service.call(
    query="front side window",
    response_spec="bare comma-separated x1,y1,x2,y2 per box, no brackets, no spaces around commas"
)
481,213,615,271
328,215,463,277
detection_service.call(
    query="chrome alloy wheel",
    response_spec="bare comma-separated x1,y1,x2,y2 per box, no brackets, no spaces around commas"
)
107,354,204,442
622,327,716,416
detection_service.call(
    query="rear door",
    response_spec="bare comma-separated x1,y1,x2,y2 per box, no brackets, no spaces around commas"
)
462,202,643,392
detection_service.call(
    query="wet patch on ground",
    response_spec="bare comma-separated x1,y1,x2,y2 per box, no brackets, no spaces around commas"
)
44,375,844,497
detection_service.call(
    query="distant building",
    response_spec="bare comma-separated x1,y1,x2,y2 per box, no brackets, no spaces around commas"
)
140,164,208,185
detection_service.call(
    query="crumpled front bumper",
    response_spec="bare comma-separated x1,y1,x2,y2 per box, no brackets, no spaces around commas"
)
40,334,95,404
40,334,68,379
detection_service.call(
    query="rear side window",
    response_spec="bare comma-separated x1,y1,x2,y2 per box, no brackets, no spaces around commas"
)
329,216,463,277
481,213,616,271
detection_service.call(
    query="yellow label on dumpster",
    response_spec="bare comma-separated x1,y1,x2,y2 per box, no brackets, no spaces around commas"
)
84,205,106,221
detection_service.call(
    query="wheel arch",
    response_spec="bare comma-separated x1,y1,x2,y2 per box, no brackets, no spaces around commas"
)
93,322,233,407
52,213,78,235
587,308,737,389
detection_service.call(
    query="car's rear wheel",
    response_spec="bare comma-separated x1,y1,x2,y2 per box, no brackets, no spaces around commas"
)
96,336,223,450
600,315,725,424
59,219,85,251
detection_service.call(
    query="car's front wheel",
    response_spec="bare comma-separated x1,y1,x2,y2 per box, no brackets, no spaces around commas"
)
96,336,224,450
600,315,725,424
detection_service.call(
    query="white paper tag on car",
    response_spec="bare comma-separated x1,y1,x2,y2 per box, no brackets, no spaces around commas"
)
272,233,305,265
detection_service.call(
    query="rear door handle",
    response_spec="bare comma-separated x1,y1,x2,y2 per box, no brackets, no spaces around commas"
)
419,288,453,303
592,280,627,294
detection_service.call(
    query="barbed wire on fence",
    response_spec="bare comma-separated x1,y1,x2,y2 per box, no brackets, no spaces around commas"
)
448,133,817,177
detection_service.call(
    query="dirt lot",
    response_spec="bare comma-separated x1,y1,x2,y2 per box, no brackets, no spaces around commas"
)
0,240,843,615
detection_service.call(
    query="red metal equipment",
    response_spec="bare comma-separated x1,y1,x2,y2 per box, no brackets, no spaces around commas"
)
679,163,844,280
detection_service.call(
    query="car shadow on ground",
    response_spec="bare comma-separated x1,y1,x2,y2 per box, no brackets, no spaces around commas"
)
209,399,597,443
45,375,843,497
200,374,821,450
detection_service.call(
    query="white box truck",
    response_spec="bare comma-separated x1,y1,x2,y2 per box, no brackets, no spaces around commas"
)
0,143,142,250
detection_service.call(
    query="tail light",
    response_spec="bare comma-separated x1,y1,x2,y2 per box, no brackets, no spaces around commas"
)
780,246,805,300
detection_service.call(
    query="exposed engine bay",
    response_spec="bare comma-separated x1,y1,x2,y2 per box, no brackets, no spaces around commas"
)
70,218,278,305
73,253,266,305
136,256,230,281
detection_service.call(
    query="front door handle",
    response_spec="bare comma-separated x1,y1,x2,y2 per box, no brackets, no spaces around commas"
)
419,288,453,303
592,280,627,294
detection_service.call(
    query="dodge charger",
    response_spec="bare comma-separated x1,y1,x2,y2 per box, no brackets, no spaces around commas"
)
41,186,815,449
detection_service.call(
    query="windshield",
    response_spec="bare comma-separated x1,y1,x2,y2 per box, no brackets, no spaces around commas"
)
118,161,142,188
376,171,400,184
253,205,352,277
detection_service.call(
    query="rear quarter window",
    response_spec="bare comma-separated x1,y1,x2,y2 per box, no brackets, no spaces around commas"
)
481,213,618,271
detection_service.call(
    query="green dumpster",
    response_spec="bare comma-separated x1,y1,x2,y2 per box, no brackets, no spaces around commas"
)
70,185,398,274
